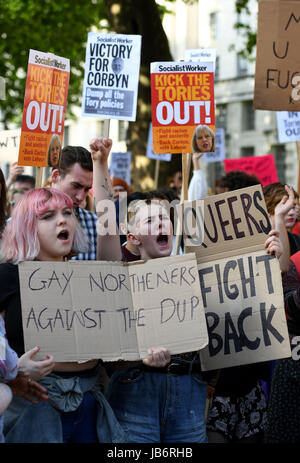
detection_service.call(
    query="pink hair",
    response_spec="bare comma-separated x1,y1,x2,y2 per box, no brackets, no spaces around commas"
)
1,188,88,263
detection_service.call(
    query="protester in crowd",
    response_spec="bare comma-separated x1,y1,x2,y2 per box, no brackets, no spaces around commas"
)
0,187,125,443
206,172,290,443
5,162,25,190
214,177,227,195
90,136,209,443
7,188,26,217
264,249,300,443
0,315,51,443
112,177,130,199
216,170,260,192
79,191,95,212
188,152,208,200
6,168,35,192
51,145,98,260
168,171,182,197
264,182,300,256
191,124,215,153
47,134,62,169
0,168,7,237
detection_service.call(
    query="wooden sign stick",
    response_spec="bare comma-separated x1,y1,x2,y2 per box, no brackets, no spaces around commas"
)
35,166,44,189
173,153,192,255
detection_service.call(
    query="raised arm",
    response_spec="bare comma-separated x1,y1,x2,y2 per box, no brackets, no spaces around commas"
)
188,153,207,200
90,137,122,261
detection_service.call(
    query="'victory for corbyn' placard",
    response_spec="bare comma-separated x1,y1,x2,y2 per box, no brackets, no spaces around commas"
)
82,33,141,121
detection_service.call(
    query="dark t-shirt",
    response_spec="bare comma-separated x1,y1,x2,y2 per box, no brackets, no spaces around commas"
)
0,263,24,357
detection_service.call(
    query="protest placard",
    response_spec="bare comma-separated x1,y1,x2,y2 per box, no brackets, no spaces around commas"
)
110,151,132,185
276,111,300,143
82,33,141,121
254,0,300,110
151,61,215,154
184,48,217,72
198,250,290,370
146,123,172,162
202,128,225,162
0,129,21,162
18,50,69,167
223,154,278,187
181,184,291,369
19,254,208,362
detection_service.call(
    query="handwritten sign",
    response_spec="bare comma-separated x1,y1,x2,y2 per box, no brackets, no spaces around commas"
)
19,254,208,362
198,251,290,370
82,33,141,121
0,129,21,162
223,154,278,187
254,0,300,110
18,50,69,167
276,111,300,142
151,61,215,154
182,185,291,369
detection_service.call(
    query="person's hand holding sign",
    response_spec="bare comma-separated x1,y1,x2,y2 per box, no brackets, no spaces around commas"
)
143,347,171,368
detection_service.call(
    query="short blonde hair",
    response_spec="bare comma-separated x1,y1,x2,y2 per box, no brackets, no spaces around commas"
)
191,124,215,152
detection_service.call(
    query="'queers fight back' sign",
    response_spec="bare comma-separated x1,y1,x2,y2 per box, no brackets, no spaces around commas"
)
182,185,291,370
19,254,208,362
82,33,141,121
151,61,215,154
18,50,69,167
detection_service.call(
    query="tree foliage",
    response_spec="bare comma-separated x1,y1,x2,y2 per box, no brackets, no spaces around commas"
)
234,0,258,59
0,0,194,187
0,0,111,127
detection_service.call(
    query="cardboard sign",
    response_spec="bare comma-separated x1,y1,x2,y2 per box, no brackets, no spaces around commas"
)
183,185,272,262
202,128,225,162
181,185,291,369
82,33,142,121
146,123,172,161
254,0,300,110
18,50,69,167
184,48,217,72
0,129,21,162
109,151,132,185
19,254,208,362
198,251,291,370
151,61,215,154
223,154,278,187
276,111,300,143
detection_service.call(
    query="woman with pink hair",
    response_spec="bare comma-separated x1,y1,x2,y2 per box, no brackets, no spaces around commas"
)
0,188,126,443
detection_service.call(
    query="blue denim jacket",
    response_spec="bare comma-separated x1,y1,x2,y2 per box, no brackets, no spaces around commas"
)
4,365,127,443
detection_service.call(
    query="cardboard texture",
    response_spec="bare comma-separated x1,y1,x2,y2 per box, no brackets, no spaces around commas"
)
19,254,208,362
181,185,291,370
254,0,300,110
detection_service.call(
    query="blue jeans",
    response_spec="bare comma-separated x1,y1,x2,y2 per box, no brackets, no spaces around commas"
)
61,392,99,443
106,369,207,443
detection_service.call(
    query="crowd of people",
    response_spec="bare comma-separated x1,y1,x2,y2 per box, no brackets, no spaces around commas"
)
0,138,299,444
